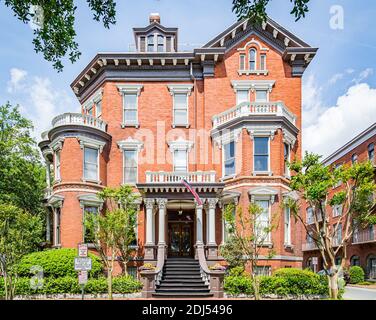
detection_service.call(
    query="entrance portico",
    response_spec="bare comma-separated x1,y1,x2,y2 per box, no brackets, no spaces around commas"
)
137,176,224,262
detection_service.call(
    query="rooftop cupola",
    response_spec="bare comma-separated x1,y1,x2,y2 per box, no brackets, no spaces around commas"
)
133,14,178,53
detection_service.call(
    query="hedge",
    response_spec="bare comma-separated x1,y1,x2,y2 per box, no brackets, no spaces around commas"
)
17,249,103,278
224,268,329,297
0,276,142,297
349,266,365,284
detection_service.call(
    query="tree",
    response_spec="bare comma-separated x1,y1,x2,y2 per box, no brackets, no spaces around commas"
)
84,185,138,300
221,202,278,300
286,152,376,299
2,0,310,71
0,203,44,300
0,102,46,216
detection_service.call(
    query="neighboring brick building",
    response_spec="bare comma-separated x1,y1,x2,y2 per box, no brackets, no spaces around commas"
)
39,14,317,281
302,123,376,280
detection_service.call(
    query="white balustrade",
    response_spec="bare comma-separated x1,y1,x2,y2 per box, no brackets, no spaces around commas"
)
51,113,107,132
302,242,319,251
352,228,376,244
212,101,297,129
145,171,216,183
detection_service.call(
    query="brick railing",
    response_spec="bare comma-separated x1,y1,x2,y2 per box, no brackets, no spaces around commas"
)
52,113,107,132
212,101,296,129
145,171,216,183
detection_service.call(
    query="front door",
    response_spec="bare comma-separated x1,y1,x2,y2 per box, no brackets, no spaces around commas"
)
168,222,193,257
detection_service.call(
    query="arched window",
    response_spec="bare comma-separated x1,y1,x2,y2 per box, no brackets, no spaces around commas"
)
249,48,257,71
147,35,154,52
157,35,164,52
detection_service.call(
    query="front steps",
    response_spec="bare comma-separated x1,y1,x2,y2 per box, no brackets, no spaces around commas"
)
152,257,213,298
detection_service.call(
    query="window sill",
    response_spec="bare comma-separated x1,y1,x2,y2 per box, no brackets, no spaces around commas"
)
129,245,139,250
252,171,273,176
121,122,140,129
52,245,62,249
284,174,291,180
172,124,190,129
122,182,137,187
82,179,102,185
284,243,294,250
238,70,268,76
220,174,236,182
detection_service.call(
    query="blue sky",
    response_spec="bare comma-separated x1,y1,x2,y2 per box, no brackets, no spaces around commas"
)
1,0,375,157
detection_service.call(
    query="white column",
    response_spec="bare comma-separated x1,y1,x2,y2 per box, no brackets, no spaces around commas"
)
144,199,155,245
45,161,51,188
207,198,218,245
195,201,204,245
157,199,168,246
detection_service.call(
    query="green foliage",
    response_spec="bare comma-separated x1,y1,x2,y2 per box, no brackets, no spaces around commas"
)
0,103,46,216
228,266,246,277
349,266,365,284
17,249,103,278
225,268,329,297
220,237,245,270
0,203,44,299
0,275,142,297
3,0,116,71
232,0,310,23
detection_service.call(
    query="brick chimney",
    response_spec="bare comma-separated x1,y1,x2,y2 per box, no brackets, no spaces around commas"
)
149,13,160,24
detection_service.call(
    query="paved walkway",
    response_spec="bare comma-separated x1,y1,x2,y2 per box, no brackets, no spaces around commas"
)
344,286,376,300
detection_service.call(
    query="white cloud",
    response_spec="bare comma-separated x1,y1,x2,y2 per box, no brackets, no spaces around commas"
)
328,68,355,85
6,69,78,140
352,68,374,84
302,74,325,128
303,81,376,157
7,68,28,93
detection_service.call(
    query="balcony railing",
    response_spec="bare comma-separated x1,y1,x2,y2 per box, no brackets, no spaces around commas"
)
302,242,318,251
212,101,296,129
145,171,216,183
52,113,107,132
352,228,376,244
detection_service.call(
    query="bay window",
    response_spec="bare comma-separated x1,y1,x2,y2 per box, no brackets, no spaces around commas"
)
284,207,291,245
83,147,99,181
55,151,61,181
95,100,102,118
223,141,235,177
157,35,164,52
255,199,270,242
236,90,249,104
147,35,154,52
254,137,269,172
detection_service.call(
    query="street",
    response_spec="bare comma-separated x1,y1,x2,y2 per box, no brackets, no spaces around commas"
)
344,286,376,300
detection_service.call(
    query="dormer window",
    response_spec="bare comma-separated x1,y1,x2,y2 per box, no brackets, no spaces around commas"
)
147,35,154,52
157,35,164,52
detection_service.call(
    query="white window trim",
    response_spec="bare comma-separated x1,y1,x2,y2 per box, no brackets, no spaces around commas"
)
118,138,143,185
79,136,105,184
253,197,272,244
284,142,291,178
236,89,250,105
249,48,257,71
55,150,61,182
260,54,267,71
168,84,193,128
82,88,103,118
252,135,271,176
83,146,100,183
168,138,193,172
239,54,246,71
232,80,275,93
284,207,292,246
222,140,236,179
255,89,270,102
117,84,143,128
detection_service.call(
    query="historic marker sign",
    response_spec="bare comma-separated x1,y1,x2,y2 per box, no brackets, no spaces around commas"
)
74,257,92,271
78,243,88,257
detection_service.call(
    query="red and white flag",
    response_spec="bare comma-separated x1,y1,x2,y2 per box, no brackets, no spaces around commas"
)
181,179,203,206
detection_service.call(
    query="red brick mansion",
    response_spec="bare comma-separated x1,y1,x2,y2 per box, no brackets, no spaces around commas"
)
39,14,317,297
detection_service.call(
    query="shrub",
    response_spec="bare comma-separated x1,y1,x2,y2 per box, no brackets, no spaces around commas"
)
224,268,329,297
0,275,143,297
227,266,245,277
17,249,103,278
224,275,253,296
349,266,365,284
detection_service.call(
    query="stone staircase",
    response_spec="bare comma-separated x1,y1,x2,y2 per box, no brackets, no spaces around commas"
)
152,257,213,298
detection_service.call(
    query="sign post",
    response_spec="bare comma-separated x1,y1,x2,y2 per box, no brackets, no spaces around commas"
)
75,244,91,300
312,257,318,273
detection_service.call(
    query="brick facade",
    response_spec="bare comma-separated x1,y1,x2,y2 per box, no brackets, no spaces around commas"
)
39,15,318,275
